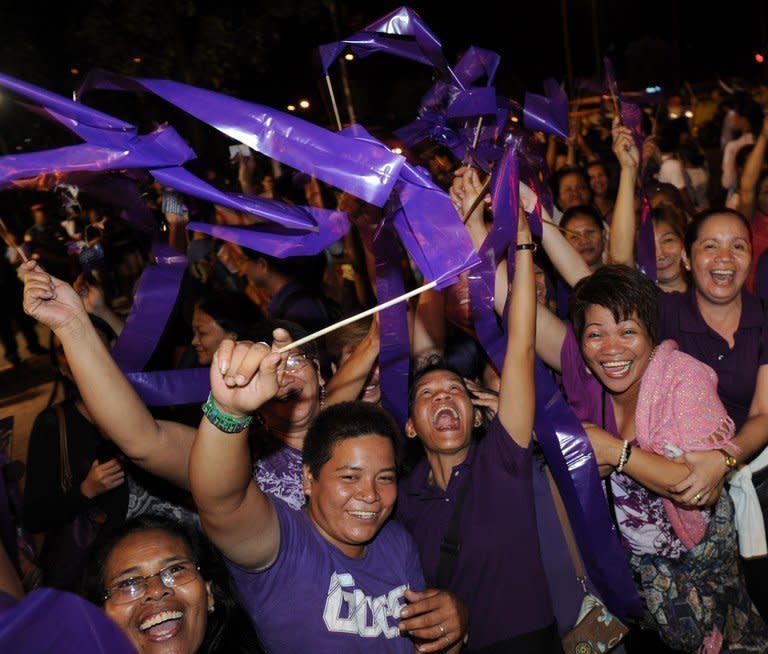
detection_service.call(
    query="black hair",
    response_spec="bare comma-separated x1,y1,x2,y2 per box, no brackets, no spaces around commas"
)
735,144,755,170
732,92,765,136
302,401,403,479
49,313,118,405
683,208,753,258
83,515,263,654
249,318,319,361
560,204,605,232
569,265,660,345
651,206,686,240
194,292,265,340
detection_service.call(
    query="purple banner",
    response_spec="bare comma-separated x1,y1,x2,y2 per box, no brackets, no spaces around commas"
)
125,368,210,406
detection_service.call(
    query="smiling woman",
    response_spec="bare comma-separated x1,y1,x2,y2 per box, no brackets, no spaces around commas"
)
83,515,263,654
535,264,768,650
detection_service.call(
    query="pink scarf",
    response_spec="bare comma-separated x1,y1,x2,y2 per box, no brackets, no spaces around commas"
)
635,340,737,549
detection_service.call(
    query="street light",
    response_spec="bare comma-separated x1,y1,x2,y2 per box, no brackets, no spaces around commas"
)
299,99,310,109
344,53,354,61
287,104,296,112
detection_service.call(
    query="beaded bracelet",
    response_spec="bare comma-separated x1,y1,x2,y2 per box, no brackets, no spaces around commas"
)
616,440,632,473
202,392,253,433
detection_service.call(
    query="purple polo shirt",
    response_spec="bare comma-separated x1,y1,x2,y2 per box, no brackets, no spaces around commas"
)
396,417,553,650
658,287,768,431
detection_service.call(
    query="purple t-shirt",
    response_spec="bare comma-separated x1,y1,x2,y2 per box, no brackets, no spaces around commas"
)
396,416,553,650
228,498,424,653
559,327,683,558
659,287,768,431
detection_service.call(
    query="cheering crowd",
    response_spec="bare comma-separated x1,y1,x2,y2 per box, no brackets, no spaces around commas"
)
3,9,768,654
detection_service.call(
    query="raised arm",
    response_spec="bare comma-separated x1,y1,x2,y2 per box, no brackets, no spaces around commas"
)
22,262,193,489
189,338,285,569
497,209,536,447
325,318,380,406
608,125,640,266
739,115,768,219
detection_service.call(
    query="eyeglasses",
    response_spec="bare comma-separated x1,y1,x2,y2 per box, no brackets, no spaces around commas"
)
284,353,312,372
103,560,200,604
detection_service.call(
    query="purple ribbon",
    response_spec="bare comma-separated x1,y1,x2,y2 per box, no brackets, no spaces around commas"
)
467,145,642,620
125,368,210,406
110,244,188,372
78,70,405,208
523,78,569,140
318,6,459,87
186,209,349,258
636,197,657,282
150,167,315,231
372,220,410,427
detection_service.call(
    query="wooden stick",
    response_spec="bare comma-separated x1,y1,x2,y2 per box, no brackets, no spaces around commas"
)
0,219,28,263
277,280,438,354
461,173,492,224
471,116,484,151
325,74,343,132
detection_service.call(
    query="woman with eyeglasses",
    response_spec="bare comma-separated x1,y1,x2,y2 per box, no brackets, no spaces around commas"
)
21,263,325,511
83,514,262,653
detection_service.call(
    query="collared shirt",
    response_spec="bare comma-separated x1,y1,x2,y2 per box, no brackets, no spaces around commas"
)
658,287,768,431
396,417,553,650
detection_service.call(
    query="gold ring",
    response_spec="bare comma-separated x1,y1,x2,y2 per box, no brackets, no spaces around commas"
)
438,623,446,636
693,492,702,503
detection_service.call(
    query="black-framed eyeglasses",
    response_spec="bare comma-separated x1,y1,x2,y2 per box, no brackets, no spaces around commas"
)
103,560,200,604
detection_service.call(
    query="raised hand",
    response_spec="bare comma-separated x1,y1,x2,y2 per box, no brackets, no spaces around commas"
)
22,261,87,332
210,338,284,418
80,458,125,498
73,274,106,314
612,125,640,170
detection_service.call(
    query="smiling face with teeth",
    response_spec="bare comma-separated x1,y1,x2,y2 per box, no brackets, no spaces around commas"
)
103,530,213,654
303,433,397,558
406,369,479,458
580,305,655,398
688,212,752,307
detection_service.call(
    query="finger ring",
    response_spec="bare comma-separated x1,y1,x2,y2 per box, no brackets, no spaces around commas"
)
438,623,446,636
693,492,702,503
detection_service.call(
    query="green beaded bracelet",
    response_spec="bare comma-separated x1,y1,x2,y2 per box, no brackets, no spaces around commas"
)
201,393,253,433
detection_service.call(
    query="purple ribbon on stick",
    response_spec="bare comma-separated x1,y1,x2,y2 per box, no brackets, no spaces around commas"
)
523,78,569,140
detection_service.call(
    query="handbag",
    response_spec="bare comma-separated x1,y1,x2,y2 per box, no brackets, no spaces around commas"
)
37,405,106,590
546,469,628,653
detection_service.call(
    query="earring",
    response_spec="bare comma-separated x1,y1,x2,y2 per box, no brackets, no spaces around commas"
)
319,384,327,408
208,605,215,614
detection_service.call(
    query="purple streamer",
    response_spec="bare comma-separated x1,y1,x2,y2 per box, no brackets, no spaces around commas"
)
151,167,316,231
78,70,405,208
523,78,569,140
319,6,459,87
126,368,210,406
444,87,498,120
636,197,657,282
372,221,410,427
453,46,501,87
186,210,349,258
110,245,188,372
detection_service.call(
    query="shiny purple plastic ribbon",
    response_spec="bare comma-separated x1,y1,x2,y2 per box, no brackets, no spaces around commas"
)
372,220,410,426
77,70,405,208
150,167,315,231
467,145,642,620
125,368,210,406
318,6,459,87
636,197,657,282
523,78,569,140
186,208,349,258
110,244,188,372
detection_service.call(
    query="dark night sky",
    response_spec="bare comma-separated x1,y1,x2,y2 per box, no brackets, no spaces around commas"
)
1,1,767,152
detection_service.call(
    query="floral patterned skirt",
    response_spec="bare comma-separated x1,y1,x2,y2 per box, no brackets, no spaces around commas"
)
630,493,768,653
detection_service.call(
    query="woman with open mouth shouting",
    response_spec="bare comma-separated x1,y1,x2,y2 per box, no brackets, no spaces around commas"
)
83,514,261,653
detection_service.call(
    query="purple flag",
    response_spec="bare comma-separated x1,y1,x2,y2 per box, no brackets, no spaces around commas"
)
523,78,569,139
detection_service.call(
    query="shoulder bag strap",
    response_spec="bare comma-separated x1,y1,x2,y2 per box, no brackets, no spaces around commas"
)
54,405,73,494
435,470,473,589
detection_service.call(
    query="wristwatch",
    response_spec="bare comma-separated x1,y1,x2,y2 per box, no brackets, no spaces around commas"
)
719,449,738,471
